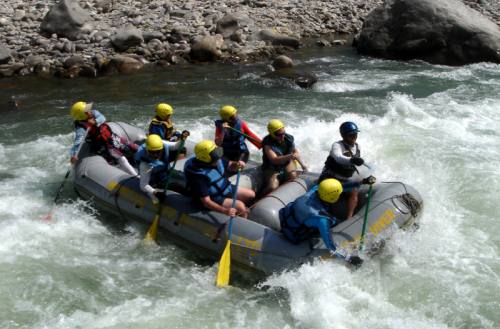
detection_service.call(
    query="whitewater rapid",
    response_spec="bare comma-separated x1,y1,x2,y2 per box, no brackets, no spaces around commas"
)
0,49,499,329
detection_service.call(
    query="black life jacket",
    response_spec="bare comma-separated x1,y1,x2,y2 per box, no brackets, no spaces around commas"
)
323,141,360,178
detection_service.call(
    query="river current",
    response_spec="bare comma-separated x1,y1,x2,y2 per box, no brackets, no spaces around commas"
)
0,47,499,329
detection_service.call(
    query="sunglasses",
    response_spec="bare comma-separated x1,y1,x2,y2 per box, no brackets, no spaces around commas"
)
274,132,285,137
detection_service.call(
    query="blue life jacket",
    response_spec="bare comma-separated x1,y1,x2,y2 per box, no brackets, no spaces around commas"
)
279,186,336,244
184,157,233,203
215,118,248,158
261,133,295,171
135,144,170,185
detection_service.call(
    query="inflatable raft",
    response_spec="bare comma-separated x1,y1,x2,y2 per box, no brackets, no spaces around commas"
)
73,122,423,274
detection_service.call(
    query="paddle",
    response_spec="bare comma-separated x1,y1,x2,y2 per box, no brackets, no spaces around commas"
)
144,139,185,243
359,183,374,251
43,127,90,221
224,124,261,145
216,169,242,287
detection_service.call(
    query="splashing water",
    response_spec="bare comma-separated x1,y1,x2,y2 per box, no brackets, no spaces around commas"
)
0,48,499,329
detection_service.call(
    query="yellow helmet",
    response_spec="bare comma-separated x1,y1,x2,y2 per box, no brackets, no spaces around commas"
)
155,103,174,120
70,101,92,121
146,134,164,152
318,179,343,203
219,105,237,121
194,140,221,163
267,119,285,134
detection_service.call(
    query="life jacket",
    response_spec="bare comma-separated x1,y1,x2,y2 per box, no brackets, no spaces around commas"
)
323,141,360,178
261,133,295,171
135,144,170,185
149,118,175,140
74,119,113,157
215,118,248,158
279,187,336,244
184,157,233,203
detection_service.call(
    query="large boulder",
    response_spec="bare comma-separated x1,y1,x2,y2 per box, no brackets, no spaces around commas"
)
357,0,500,65
41,0,91,40
190,35,223,62
111,27,144,52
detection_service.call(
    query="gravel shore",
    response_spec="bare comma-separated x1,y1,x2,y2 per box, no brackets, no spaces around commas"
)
0,0,498,78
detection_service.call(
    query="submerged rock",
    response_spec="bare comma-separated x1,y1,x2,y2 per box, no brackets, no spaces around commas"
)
357,0,500,65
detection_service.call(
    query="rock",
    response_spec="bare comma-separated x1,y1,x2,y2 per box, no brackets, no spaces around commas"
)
272,55,293,70
316,39,331,47
258,30,300,49
0,63,24,77
41,0,92,40
332,39,346,46
63,55,85,68
93,53,108,70
25,55,44,67
216,14,249,38
104,55,144,74
0,18,8,26
34,62,51,77
0,44,12,64
147,39,164,53
169,26,191,43
111,27,144,51
262,68,318,89
95,0,113,13
79,64,97,77
190,35,223,61
357,0,500,65
143,31,164,42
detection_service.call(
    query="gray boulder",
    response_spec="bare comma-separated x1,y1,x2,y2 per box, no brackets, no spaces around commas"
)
111,27,144,51
41,0,91,40
258,30,300,49
357,0,500,65
190,35,223,61
0,44,12,64
272,55,294,70
216,14,252,38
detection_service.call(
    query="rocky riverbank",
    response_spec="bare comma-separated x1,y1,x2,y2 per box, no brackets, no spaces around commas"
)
0,0,498,79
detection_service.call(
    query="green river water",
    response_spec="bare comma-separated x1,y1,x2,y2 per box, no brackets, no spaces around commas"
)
0,47,499,329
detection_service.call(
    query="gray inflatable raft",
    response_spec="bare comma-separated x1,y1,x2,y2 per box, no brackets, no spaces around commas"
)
73,122,423,274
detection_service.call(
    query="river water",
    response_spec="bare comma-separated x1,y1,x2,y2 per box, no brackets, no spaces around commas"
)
0,47,499,329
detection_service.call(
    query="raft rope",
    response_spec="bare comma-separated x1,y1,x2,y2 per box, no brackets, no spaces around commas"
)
381,181,422,218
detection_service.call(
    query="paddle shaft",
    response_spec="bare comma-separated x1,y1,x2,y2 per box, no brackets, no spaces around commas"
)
227,169,241,241
48,127,90,211
215,169,242,287
359,184,374,251
144,139,186,242
224,125,261,145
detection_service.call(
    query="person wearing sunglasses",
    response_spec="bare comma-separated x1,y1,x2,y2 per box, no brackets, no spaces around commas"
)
260,119,307,196
319,121,366,219
69,101,138,176
184,140,255,218
214,105,262,167
135,134,187,204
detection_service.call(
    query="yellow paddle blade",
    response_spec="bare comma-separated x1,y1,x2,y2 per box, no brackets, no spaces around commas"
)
144,215,159,244
216,240,231,287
